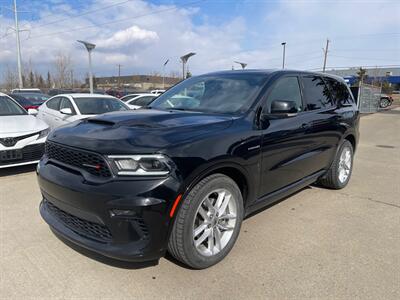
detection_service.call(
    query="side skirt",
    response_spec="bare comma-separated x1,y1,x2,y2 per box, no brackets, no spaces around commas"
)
245,170,326,217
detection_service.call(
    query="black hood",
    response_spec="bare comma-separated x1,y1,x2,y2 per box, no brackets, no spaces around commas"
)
48,109,234,154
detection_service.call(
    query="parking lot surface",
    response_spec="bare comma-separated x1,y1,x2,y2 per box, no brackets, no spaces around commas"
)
1,109,399,299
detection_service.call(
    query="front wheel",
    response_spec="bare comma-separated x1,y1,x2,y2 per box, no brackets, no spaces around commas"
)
318,140,354,189
168,174,243,269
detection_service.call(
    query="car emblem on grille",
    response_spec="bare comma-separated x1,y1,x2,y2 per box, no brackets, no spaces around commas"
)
0,137,17,147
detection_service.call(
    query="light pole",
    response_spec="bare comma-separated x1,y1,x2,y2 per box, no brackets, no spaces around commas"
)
77,40,96,93
163,59,169,89
13,0,23,88
180,52,196,80
234,61,247,70
281,42,286,69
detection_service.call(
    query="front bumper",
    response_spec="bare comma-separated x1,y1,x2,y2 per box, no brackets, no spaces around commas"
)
37,158,181,262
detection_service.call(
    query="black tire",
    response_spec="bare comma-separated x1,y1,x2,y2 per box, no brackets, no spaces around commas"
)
168,173,244,269
318,140,354,189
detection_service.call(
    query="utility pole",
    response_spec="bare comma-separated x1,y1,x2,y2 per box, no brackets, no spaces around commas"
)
322,39,330,72
13,0,23,88
281,42,286,69
117,64,122,88
70,70,74,89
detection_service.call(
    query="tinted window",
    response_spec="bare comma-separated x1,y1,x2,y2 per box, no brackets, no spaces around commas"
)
150,74,267,114
325,77,354,106
0,96,27,116
301,76,334,110
73,97,128,115
267,77,303,112
132,96,156,107
60,98,76,114
46,97,61,110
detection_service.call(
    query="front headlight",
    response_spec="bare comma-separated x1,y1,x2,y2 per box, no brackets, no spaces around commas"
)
38,127,50,140
107,154,172,176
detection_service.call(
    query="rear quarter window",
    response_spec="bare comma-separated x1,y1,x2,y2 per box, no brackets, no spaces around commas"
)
325,77,355,106
301,75,335,110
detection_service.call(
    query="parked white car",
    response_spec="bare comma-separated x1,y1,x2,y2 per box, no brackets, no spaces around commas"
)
0,93,49,168
124,94,157,109
37,94,129,129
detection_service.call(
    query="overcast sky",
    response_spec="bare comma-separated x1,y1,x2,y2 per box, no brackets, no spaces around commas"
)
0,0,399,80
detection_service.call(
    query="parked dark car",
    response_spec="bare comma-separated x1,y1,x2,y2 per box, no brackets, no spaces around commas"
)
8,93,50,110
37,70,359,269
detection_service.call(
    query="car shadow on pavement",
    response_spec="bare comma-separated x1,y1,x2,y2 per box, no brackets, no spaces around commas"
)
50,228,159,270
0,164,37,177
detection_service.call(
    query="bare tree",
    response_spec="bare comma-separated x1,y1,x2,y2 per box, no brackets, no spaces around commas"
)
2,65,18,90
53,52,72,88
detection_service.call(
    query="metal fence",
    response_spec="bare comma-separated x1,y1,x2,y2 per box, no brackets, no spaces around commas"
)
356,83,381,113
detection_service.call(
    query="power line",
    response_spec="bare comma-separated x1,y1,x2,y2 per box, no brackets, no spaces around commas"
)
29,0,133,31
28,0,206,39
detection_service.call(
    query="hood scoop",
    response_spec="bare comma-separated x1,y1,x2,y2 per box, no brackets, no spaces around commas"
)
86,119,115,126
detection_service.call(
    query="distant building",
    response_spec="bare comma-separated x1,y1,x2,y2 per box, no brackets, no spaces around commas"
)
326,67,400,86
86,75,181,90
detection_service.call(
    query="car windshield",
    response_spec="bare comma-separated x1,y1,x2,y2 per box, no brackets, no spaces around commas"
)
73,97,128,115
13,93,49,106
0,96,27,116
149,74,267,114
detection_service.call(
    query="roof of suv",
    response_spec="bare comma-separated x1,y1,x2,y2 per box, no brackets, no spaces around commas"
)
204,69,345,82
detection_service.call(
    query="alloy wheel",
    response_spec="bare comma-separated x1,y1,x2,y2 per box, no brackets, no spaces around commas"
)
192,189,237,257
338,146,352,183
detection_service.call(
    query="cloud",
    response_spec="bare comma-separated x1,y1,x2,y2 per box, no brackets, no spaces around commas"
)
96,25,158,51
0,0,399,82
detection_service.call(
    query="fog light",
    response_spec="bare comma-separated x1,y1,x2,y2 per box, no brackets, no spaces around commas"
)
110,209,136,217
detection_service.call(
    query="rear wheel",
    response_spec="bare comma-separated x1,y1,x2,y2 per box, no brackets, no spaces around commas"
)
168,174,243,269
318,140,354,189
380,98,390,108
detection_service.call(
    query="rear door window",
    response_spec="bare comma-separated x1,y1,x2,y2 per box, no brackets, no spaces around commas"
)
301,75,334,110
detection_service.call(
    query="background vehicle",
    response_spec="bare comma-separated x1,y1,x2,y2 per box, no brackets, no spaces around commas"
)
150,89,165,95
38,70,359,269
11,88,42,94
0,93,49,168
8,93,50,110
120,93,148,102
379,94,393,108
125,94,157,109
37,94,129,129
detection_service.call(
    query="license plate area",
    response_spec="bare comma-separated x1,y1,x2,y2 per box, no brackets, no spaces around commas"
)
0,149,23,161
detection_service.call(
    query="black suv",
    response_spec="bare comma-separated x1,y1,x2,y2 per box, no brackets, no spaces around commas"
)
38,70,359,269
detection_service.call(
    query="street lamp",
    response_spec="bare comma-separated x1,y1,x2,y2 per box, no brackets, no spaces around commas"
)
180,52,196,80
163,59,169,88
234,61,247,70
77,40,96,93
281,42,286,69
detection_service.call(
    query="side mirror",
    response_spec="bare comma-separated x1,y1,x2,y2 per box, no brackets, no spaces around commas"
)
28,108,38,116
270,100,298,115
60,108,73,115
